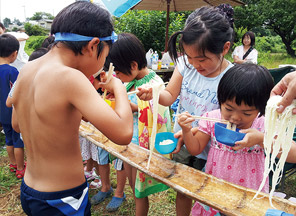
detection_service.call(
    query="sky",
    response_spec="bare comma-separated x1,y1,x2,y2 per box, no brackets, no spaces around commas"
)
0,0,76,22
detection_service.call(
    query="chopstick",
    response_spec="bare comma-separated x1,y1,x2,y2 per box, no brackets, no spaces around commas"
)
127,82,169,96
174,114,229,124
103,63,114,100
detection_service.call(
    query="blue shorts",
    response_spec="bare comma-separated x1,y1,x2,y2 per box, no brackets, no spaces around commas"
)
2,123,24,148
21,180,91,216
97,147,123,171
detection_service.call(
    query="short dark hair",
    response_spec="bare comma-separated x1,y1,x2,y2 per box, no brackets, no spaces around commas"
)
29,48,49,61
0,34,19,57
218,64,274,116
169,6,233,62
108,33,147,75
242,31,255,46
51,1,114,57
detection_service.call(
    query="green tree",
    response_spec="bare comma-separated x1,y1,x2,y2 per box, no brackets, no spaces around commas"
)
13,18,22,26
12,27,19,32
234,0,296,57
3,18,11,28
114,10,189,54
31,12,54,21
24,23,47,36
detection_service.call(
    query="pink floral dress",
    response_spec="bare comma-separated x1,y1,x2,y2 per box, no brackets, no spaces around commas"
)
192,109,268,216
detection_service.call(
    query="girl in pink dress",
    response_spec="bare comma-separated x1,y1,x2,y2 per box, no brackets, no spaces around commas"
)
177,64,274,215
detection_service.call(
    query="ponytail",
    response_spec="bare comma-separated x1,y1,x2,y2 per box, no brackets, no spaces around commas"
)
168,31,183,63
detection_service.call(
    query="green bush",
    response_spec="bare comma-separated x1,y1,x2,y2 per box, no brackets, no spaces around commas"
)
24,23,48,36
25,35,47,55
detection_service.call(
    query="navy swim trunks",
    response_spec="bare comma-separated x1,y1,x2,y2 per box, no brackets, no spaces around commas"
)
21,179,91,216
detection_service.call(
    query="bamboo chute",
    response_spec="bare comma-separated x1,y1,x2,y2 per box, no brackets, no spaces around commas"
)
79,120,296,215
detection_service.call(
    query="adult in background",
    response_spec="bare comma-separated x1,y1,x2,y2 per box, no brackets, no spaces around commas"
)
232,31,258,64
7,30,29,71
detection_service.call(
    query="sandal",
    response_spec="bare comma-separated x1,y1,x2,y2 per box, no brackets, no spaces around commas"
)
16,168,26,179
90,187,113,205
106,193,126,212
84,170,96,181
9,164,17,172
89,179,102,189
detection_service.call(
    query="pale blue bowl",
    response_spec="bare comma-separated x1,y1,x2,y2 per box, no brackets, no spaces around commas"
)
155,132,178,154
214,123,245,147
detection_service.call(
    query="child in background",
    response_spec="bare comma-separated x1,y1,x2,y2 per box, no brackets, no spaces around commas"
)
10,2,133,215
105,33,171,215
79,69,103,189
7,46,49,107
137,6,234,215
79,134,101,188
178,64,274,215
0,34,25,178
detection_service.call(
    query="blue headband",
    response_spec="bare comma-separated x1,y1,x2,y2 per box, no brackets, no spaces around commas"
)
54,31,118,43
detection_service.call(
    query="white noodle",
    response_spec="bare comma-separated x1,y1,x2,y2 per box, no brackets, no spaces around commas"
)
253,96,296,207
159,139,174,145
147,83,163,169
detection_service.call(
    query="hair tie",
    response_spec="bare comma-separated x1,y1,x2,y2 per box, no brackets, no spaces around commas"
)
216,4,234,28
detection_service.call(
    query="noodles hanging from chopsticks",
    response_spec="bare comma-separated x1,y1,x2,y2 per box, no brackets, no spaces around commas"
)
253,96,296,207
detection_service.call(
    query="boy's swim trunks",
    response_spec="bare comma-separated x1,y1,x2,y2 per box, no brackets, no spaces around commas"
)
21,179,91,216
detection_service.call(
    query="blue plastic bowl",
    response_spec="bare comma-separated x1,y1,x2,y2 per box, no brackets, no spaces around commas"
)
214,123,245,147
155,132,178,154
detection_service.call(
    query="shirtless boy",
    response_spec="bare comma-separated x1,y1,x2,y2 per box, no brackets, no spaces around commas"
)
10,2,133,215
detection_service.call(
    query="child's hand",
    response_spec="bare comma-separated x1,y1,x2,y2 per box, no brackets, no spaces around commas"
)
106,93,115,100
177,112,195,133
136,85,153,101
172,127,199,154
233,128,264,150
172,130,184,154
98,75,122,94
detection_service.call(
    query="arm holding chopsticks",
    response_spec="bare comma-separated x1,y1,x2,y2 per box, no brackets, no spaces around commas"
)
177,112,211,156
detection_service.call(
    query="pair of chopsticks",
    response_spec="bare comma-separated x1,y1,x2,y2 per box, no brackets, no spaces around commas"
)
175,114,238,131
103,63,114,100
174,114,229,124
127,82,169,96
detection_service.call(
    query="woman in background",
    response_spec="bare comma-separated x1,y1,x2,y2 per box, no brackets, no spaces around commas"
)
232,31,258,64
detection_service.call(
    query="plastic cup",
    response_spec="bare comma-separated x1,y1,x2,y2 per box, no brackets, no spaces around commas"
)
104,99,116,109
155,132,178,154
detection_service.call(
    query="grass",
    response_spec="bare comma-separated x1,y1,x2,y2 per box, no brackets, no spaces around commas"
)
0,132,176,215
225,52,296,69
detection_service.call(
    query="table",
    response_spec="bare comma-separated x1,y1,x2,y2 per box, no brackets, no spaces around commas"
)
279,64,296,68
155,68,174,82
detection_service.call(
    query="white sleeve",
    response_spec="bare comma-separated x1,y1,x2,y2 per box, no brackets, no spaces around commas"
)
176,56,186,76
232,46,240,58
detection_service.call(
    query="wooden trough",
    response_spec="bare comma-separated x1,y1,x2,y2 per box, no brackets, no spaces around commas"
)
79,121,296,215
